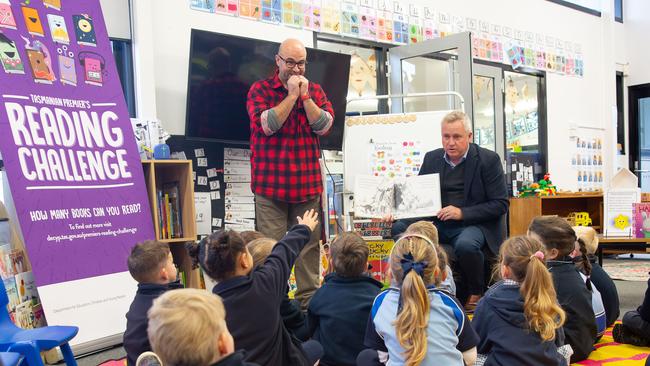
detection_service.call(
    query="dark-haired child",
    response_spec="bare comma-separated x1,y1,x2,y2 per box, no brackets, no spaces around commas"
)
528,216,597,363
124,240,182,366
614,276,650,347
307,232,383,366
187,209,322,366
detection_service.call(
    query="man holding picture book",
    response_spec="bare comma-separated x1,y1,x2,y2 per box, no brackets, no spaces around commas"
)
392,110,509,311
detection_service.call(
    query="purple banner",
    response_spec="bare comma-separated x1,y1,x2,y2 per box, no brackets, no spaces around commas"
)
0,0,154,287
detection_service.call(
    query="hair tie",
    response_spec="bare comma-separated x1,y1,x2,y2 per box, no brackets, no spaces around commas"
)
530,251,545,261
400,252,428,277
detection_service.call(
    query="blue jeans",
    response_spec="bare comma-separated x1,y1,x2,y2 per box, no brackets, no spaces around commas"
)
392,218,487,300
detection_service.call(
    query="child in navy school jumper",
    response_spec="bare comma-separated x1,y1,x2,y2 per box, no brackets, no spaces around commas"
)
246,236,309,341
123,240,183,366
613,275,650,347
186,209,322,366
573,226,620,327
528,216,597,363
405,221,457,295
358,233,479,366
147,289,259,366
472,235,568,366
568,227,607,339
307,232,383,366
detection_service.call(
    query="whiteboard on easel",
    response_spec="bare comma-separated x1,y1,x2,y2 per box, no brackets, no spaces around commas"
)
343,110,451,192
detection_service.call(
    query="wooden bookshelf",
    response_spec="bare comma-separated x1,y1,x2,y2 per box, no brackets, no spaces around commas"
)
509,193,603,236
142,160,200,289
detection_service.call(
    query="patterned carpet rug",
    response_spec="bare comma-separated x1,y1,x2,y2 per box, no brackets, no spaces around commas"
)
603,260,650,282
573,323,649,365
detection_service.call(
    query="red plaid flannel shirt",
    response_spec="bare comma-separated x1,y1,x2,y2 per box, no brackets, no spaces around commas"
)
246,72,334,203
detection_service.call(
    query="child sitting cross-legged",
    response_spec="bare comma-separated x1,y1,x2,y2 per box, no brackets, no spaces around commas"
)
405,220,456,295
123,240,183,366
358,233,479,366
186,209,323,366
472,235,568,366
307,232,383,366
147,288,259,366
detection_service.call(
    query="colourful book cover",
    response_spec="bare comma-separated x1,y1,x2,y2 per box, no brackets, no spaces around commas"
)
302,0,320,31
43,0,62,11
3,277,20,311
367,239,394,285
14,270,38,304
239,0,261,19
47,14,70,44
0,0,17,30
14,301,34,329
32,303,47,328
22,6,45,37
72,14,97,47
9,249,25,274
0,243,12,279
633,203,650,238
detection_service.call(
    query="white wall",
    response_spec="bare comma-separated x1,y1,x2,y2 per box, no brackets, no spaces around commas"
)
126,0,639,191
624,0,650,87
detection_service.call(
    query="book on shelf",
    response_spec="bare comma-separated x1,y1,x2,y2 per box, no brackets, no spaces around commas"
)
353,219,393,239
0,243,12,279
3,276,20,311
14,270,38,304
157,182,183,239
632,202,650,238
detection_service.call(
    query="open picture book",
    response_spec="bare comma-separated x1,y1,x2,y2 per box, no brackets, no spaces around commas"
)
354,174,441,219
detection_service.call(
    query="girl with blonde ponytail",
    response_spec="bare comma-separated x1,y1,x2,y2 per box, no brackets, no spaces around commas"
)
358,234,478,366
472,236,568,366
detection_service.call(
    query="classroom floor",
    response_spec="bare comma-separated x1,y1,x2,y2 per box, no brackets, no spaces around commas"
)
52,257,649,366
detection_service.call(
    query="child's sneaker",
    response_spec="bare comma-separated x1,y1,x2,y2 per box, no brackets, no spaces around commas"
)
613,323,650,347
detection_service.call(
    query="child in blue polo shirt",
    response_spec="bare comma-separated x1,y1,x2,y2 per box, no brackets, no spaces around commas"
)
358,233,478,366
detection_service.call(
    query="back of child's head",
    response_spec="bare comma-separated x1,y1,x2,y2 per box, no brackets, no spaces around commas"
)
389,234,439,366
240,230,265,244
148,289,231,366
247,237,276,267
330,232,368,277
405,221,447,285
186,230,246,281
499,235,566,341
128,240,171,283
573,226,598,255
528,216,592,276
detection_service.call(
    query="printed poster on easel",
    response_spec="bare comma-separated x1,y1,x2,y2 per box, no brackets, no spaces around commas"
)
0,0,153,347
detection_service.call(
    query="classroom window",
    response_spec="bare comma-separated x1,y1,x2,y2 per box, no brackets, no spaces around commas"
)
110,39,136,117
615,0,623,22
546,0,602,16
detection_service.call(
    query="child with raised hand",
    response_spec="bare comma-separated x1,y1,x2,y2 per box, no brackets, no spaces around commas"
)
472,235,568,366
358,233,478,366
147,289,259,366
186,209,322,366
528,216,597,363
405,220,456,295
308,232,383,366
573,226,620,327
124,240,183,366
246,236,309,341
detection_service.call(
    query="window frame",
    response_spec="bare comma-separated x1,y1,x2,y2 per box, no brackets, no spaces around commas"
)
546,0,602,17
110,38,136,117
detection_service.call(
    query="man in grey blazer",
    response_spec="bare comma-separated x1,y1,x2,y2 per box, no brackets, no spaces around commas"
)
392,111,509,310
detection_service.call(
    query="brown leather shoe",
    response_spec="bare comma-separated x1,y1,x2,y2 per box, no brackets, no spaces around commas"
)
464,294,481,313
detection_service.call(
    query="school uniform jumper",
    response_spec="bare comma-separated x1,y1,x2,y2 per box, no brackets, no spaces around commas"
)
307,273,384,366
123,280,183,366
588,256,620,327
213,224,313,366
548,258,597,363
210,351,260,366
471,280,567,366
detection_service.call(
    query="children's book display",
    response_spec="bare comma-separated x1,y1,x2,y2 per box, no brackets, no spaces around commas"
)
632,203,650,238
158,182,183,239
1,219,45,329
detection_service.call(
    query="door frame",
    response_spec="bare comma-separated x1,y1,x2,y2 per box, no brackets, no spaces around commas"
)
388,32,474,117
628,83,650,177
473,63,505,161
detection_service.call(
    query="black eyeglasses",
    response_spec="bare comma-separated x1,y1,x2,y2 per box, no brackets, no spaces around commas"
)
277,54,307,69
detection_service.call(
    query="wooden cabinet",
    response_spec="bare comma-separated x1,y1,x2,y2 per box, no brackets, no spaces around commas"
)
142,160,201,288
509,193,603,236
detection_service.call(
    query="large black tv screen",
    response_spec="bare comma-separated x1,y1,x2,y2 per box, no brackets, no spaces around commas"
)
185,30,350,150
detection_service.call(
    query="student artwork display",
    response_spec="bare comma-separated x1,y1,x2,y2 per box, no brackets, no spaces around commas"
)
370,140,423,178
223,148,255,231
188,0,585,77
571,131,604,192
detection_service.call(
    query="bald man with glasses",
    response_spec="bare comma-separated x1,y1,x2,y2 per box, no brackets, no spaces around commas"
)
246,38,334,309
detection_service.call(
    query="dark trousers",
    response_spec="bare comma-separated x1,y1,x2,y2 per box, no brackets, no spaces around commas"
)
622,278,650,340
301,339,324,365
255,195,322,309
392,218,487,302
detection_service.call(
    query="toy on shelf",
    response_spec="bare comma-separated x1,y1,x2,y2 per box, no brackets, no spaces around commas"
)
566,212,592,226
518,173,557,197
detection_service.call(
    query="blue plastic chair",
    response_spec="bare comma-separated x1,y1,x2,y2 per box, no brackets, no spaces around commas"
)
0,352,23,366
0,279,78,366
